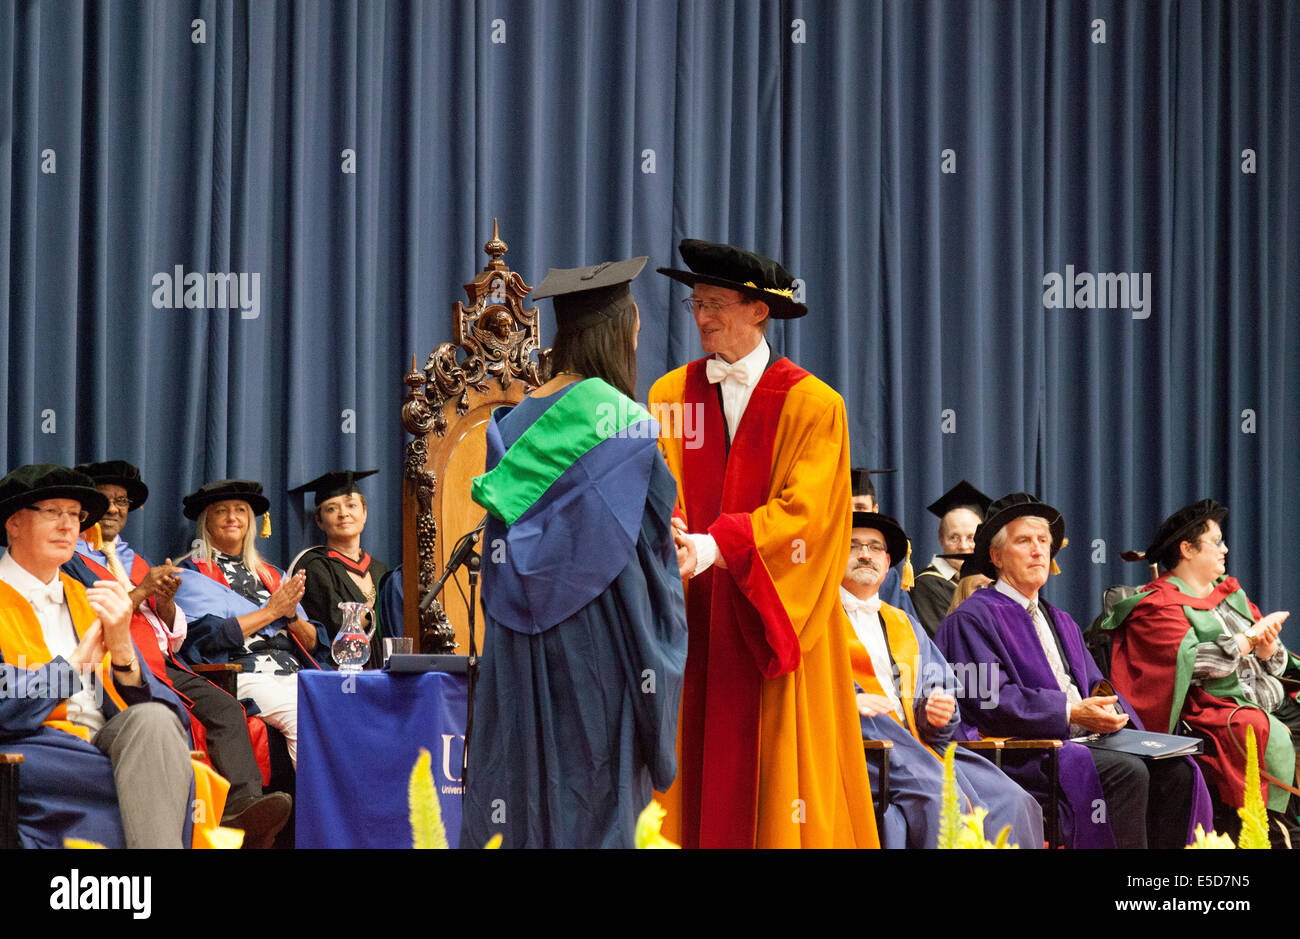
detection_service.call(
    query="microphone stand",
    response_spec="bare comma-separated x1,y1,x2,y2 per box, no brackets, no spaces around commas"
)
462,552,480,790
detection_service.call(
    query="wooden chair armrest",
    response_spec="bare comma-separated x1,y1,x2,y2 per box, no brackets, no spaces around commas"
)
861,739,894,751
957,739,1003,752
0,753,24,765
190,663,243,674
999,738,1063,750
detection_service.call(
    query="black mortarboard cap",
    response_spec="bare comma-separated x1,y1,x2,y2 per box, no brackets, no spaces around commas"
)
926,480,992,521
532,256,647,327
851,467,895,499
289,469,379,508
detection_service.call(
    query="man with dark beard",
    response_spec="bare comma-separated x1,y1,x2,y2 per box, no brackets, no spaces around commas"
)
842,510,1041,849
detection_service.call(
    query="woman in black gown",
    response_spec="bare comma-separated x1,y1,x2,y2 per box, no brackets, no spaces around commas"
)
289,470,389,669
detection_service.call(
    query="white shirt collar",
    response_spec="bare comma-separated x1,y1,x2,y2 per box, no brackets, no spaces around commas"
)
995,578,1038,610
929,555,959,580
0,549,61,593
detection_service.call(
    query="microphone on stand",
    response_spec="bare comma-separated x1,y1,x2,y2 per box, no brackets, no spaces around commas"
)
420,514,489,612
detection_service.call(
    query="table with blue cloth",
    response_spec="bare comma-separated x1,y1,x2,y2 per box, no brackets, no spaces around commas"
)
297,669,467,848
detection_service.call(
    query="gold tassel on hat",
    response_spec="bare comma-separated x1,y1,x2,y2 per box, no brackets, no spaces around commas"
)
85,523,103,551
1050,537,1068,576
261,513,271,538
901,539,915,591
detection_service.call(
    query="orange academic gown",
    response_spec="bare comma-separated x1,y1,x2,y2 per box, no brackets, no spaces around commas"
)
649,355,878,848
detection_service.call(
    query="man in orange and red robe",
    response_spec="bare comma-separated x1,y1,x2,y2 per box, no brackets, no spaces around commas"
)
649,239,877,848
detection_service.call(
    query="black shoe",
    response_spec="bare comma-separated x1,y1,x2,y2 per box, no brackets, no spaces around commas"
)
223,793,293,849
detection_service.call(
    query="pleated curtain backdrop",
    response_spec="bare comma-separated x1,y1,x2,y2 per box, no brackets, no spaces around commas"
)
1,0,1297,633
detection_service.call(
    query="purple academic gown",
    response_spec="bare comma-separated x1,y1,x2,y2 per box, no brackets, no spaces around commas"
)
934,587,1212,849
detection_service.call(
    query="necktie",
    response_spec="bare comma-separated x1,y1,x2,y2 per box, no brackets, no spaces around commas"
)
102,541,133,588
1025,599,1038,619
705,357,752,386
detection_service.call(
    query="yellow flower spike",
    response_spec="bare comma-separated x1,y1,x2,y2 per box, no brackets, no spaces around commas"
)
409,748,449,849
937,743,961,849
635,799,680,849
1185,824,1236,849
1237,725,1270,849
938,743,1018,848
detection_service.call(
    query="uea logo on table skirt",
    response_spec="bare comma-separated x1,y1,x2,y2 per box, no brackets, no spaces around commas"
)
441,732,465,795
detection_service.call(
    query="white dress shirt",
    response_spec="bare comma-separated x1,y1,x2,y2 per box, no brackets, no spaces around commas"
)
839,586,904,721
0,550,104,733
687,339,771,578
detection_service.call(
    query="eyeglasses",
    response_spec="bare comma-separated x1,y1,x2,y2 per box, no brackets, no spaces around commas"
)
849,540,888,557
680,297,733,316
23,506,89,525
1198,536,1227,550
105,497,132,509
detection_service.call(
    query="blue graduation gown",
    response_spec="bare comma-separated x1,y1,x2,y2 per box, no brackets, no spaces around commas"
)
458,388,688,849
861,611,1044,849
0,585,192,849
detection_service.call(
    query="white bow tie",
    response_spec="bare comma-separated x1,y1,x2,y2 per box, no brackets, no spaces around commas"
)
705,357,753,386
27,580,65,613
843,593,882,617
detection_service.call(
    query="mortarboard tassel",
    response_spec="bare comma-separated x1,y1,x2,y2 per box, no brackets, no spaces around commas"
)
1050,537,1068,576
901,539,915,591
261,513,272,538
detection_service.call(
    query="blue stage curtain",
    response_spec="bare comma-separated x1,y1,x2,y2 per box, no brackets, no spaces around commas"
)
2,1,1297,631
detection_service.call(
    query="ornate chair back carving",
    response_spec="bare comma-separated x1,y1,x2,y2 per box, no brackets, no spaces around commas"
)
400,223,546,654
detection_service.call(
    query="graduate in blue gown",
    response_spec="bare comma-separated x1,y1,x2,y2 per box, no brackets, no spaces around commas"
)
459,257,688,849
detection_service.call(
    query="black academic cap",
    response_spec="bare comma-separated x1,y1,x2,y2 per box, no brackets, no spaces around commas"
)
182,479,270,520
850,511,909,570
658,239,807,319
75,460,149,510
289,469,379,508
1137,499,1228,565
532,256,647,326
850,467,895,499
0,464,108,546
926,480,992,521
968,492,1066,580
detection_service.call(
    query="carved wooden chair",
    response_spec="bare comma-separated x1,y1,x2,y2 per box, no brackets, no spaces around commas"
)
400,222,547,655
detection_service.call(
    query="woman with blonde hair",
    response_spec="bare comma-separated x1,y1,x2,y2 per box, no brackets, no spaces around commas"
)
175,479,328,767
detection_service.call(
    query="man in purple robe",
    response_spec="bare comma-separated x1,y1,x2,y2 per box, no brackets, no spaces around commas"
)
934,492,1212,849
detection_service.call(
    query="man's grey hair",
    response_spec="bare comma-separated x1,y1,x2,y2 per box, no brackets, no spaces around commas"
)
988,515,1051,562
